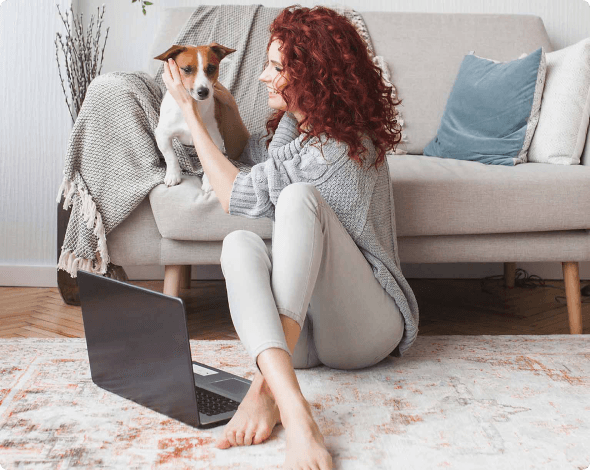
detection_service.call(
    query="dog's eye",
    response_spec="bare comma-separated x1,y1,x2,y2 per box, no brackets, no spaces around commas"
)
206,64,217,75
182,67,192,74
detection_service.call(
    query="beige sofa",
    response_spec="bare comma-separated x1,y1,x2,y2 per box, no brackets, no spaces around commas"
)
107,8,590,333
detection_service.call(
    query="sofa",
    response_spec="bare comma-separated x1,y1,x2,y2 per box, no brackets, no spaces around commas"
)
105,8,589,334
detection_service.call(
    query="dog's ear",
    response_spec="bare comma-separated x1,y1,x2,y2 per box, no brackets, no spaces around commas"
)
209,42,236,61
154,44,188,62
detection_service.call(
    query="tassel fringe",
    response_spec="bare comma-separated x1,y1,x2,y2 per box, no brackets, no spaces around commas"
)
56,176,110,278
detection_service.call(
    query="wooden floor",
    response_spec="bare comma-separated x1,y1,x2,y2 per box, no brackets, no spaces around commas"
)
1,278,589,339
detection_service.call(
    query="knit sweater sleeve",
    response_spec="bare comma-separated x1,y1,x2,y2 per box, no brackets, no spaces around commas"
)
228,156,289,219
237,130,271,166
229,114,348,219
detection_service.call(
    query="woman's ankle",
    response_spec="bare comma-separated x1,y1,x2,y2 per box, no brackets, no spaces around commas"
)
278,394,315,428
250,372,277,402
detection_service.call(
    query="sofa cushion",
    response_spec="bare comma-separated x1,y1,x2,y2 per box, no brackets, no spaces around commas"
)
423,47,546,166
107,193,275,265
362,12,553,155
148,175,274,241
527,38,590,165
388,155,590,237
146,157,590,242
107,197,162,266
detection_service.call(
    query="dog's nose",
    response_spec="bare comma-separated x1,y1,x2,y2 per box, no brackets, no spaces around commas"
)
196,87,209,99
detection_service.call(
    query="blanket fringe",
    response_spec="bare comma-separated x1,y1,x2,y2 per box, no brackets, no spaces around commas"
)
56,176,110,278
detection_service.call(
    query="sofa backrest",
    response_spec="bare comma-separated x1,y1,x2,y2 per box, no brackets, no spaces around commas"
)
362,12,553,154
149,9,554,156
149,8,197,78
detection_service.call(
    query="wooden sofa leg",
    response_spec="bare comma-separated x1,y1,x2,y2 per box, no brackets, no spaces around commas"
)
180,265,192,289
163,265,183,297
562,261,583,334
504,262,516,288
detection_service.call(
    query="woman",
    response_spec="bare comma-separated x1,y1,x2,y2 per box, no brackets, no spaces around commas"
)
162,5,419,470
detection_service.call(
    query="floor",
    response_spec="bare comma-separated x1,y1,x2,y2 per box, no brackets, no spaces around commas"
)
1,277,589,338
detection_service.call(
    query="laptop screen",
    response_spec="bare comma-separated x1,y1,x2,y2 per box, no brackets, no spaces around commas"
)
77,270,201,427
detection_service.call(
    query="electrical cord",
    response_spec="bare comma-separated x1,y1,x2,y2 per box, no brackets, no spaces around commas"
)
480,268,590,305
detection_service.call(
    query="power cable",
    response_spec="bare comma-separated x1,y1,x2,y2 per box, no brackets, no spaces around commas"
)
480,268,590,305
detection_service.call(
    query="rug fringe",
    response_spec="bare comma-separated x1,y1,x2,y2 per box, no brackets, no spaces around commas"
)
56,176,110,278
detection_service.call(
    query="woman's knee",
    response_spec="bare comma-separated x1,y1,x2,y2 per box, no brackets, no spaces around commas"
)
275,182,320,218
220,230,268,266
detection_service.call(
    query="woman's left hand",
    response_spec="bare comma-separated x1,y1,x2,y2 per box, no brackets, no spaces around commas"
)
162,58,197,115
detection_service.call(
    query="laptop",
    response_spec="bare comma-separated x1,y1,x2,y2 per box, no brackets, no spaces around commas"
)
77,269,252,428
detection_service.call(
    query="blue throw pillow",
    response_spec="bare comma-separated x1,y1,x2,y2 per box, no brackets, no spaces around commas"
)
423,47,546,166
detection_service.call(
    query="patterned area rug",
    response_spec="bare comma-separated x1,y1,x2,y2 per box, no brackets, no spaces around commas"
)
0,336,588,470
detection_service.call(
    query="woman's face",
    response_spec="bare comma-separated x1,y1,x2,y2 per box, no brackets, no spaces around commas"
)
259,40,289,111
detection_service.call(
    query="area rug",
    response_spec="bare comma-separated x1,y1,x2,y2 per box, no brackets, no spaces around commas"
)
0,336,588,470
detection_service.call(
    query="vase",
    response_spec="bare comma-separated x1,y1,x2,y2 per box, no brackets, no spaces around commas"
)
57,202,129,306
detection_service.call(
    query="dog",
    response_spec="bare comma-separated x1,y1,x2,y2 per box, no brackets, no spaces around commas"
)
154,42,236,191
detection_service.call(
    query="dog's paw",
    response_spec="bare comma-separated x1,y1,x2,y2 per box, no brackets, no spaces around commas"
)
164,168,182,187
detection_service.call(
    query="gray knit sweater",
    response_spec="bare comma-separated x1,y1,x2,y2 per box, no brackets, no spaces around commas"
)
229,111,419,356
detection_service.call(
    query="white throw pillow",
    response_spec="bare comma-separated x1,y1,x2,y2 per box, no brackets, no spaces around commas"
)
527,38,590,165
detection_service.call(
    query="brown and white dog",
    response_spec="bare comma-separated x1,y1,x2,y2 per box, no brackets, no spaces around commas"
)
154,42,236,191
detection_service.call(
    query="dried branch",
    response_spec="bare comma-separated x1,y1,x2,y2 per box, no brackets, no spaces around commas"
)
54,3,109,125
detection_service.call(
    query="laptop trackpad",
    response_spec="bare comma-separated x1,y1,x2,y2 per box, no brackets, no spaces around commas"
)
210,379,250,397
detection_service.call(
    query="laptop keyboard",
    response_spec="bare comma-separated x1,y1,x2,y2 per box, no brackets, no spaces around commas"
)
195,386,240,416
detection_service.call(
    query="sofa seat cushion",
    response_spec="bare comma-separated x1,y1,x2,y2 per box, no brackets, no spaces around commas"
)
146,158,590,242
148,175,274,241
389,155,590,237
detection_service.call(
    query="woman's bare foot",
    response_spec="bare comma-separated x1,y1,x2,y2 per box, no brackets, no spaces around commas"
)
215,371,281,448
282,397,332,470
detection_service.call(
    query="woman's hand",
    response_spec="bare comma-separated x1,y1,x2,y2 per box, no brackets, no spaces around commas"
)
162,58,197,115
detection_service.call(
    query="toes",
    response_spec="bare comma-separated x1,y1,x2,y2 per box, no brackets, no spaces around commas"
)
235,430,245,446
244,426,256,446
227,429,238,447
253,424,272,445
215,433,231,450
217,427,237,448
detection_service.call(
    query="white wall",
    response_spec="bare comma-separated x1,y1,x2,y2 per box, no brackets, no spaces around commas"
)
1,0,590,286
0,0,73,287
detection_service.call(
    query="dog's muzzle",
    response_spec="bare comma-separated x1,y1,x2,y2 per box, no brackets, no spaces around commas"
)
195,87,210,100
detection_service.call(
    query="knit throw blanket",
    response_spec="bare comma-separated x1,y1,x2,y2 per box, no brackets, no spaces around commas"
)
56,4,405,277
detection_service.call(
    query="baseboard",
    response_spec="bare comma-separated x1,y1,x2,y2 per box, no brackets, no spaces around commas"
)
0,265,60,287
1,262,589,287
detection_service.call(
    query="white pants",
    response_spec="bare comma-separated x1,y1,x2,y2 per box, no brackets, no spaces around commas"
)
220,182,404,370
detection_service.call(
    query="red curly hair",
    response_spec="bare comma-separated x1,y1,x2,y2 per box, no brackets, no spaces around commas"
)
262,4,403,169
